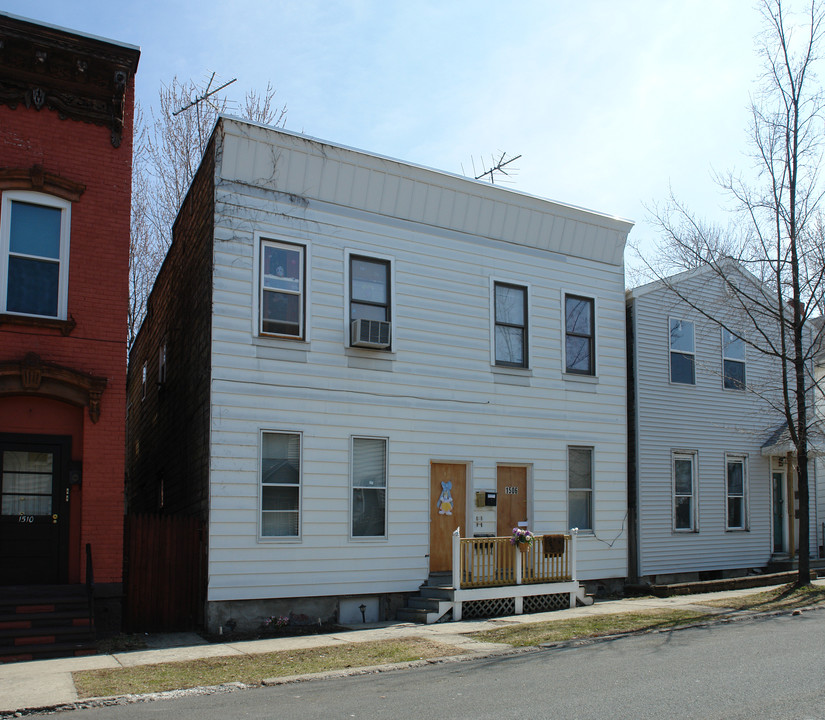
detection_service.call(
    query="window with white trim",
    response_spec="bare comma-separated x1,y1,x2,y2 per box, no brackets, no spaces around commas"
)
0,191,71,319
565,295,595,375
726,455,747,530
568,446,593,530
722,328,746,390
261,432,301,537
494,282,528,367
669,318,695,384
350,256,390,323
673,451,696,531
351,437,387,538
259,239,305,338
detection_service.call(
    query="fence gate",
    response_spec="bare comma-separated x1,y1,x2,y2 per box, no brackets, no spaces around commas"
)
124,514,205,632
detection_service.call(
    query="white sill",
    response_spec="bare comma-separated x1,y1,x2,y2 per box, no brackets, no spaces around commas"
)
253,334,310,349
257,536,302,543
345,346,397,359
348,536,389,543
491,365,532,376
562,372,598,384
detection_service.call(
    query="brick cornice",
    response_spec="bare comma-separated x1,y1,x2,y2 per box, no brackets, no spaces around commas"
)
0,165,85,202
0,352,107,422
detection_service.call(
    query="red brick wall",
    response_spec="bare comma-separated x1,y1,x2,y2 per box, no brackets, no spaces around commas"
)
0,82,134,584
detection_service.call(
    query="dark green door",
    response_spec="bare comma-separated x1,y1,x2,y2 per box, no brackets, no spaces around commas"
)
0,435,71,585
772,471,784,554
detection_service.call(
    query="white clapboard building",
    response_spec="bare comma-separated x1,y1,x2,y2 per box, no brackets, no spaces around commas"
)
627,264,820,583
127,117,634,631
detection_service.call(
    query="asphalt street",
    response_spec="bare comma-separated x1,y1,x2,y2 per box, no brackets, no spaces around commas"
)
26,610,825,720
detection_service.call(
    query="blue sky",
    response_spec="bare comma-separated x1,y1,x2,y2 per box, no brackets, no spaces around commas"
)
9,1,770,269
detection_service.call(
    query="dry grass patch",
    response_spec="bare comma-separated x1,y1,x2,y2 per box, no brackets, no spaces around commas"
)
471,608,713,647
696,583,825,612
73,638,461,698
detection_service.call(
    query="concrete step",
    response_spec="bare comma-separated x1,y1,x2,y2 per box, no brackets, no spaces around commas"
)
0,585,95,663
407,597,443,611
419,586,454,600
396,608,432,624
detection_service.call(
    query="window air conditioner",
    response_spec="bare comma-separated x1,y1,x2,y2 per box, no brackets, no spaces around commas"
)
351,318,391,349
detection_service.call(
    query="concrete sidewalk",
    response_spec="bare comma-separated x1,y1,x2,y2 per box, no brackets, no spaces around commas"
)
2,580,822,715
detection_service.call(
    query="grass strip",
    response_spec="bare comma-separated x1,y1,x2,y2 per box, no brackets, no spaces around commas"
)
471,608,714,647
695,583,825,611
72,638,462,698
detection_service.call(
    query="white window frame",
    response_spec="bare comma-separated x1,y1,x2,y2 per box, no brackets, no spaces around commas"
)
725,454,748,531
672,450,697,532
0,190,71,320
349,435,388,540
721,328,746,390
259,430,303,541
253,233,310,341
343,248,396,349
561,290,598,377
669,317,695,385
567,445,594,532
490,277,531,369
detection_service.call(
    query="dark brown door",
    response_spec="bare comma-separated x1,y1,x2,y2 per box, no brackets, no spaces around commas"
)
0,435,70,585
497,466,528,536
429,463,466,573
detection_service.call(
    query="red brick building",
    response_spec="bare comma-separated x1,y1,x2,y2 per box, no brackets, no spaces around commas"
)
0,13,139,654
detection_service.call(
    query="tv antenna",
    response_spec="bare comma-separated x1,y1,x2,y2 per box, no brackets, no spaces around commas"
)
173,72,237,116
464,151,522,184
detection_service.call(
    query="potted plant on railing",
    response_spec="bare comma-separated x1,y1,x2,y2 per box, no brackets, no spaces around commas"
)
510,528,535,553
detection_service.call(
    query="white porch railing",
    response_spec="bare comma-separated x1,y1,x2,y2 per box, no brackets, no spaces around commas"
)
446,528,583,621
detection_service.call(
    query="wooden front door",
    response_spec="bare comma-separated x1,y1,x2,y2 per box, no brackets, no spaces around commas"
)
0,435,71,585
429,463,466,573
772,471,785,553
496,466,528,536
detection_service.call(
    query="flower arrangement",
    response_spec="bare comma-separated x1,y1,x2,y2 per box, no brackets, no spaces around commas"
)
263,615,290,629
510,528,535,546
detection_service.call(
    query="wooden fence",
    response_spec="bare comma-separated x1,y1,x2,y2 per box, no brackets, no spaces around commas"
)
124,513,205,632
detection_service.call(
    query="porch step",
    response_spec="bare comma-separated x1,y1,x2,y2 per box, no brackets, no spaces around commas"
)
0,585,96,663
397,578,456,624
397,595,454,624
575,589,595,607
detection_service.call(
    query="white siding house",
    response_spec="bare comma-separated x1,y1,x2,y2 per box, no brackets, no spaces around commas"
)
627,265,819,582
129,117,634,630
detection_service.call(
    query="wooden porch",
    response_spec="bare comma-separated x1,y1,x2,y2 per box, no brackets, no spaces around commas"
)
398,529,592,624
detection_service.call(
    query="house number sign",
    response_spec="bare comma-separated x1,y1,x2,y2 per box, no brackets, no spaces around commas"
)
18,514,34,523
504,486,519,495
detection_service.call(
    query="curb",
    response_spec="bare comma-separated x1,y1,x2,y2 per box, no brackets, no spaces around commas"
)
2,602,822,718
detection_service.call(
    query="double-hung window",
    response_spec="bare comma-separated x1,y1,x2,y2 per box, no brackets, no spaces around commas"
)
673,451,696,531
0,191,71,319
350,256,390,323
669,318,695,384
260,432,301,537
565,295,595,375
726,455,747,530
568,446,593,531
351,437,387,538
494,282,528,367
722,329,746,389
259,239,305,338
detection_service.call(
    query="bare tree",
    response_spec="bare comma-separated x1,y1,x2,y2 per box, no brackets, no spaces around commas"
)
641,0,825,586
129,76,287,345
